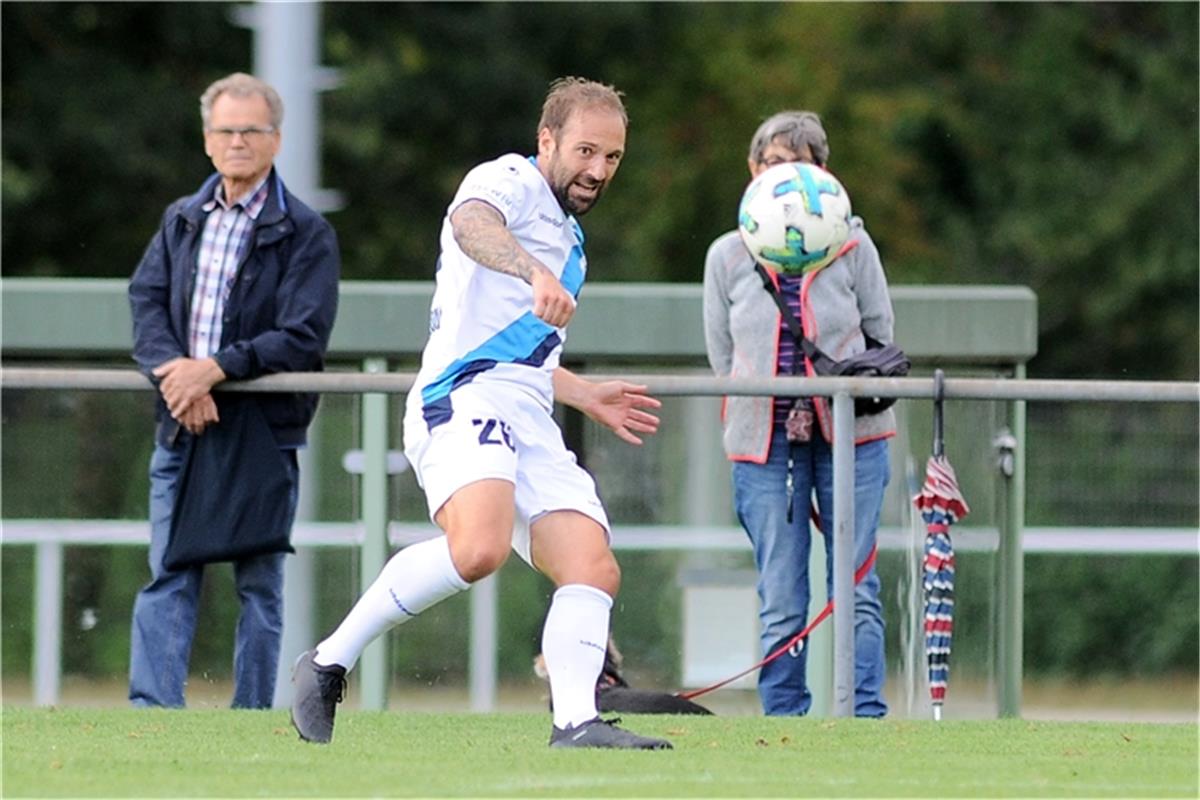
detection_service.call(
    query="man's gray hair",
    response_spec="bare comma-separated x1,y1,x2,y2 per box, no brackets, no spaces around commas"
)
200,73,284,130
748,111,829,167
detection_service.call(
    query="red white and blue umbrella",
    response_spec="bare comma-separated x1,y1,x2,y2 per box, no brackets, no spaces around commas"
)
912,370,970,721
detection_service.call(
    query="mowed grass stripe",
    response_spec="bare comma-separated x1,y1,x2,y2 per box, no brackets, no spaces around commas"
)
3,708,1196,797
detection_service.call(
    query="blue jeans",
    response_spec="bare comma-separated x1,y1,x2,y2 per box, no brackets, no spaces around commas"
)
732,431,889,717
129,439,297,708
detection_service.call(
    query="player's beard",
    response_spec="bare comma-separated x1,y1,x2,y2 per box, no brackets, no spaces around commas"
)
549,166,606,216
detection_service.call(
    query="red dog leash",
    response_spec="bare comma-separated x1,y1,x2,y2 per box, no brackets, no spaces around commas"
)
677,543,878,701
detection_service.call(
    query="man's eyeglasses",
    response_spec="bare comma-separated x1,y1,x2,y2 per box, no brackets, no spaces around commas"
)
760,155,817,168
206,126,276,142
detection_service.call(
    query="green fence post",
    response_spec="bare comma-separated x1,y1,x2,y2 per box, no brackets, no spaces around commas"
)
358,358,389,710
997,363,1026,717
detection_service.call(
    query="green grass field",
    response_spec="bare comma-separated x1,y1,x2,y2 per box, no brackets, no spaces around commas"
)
2,707,1196,798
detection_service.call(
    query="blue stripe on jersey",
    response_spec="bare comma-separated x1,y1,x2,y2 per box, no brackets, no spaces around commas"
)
420,315,563,428
421,167,587,429
561,235,584,297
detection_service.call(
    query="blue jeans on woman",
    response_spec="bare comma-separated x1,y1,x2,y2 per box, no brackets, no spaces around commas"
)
732,430,889,717
128,439,297,708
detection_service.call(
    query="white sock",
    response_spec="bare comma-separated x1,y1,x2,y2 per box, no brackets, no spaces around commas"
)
314,535,469,671
542,583,613,729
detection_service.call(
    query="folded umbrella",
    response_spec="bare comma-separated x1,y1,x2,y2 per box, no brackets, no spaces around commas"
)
913,370,970,721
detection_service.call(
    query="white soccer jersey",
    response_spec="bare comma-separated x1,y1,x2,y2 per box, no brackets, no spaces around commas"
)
406,153,587,433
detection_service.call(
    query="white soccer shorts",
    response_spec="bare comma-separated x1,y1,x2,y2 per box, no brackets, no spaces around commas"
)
403,381,611,565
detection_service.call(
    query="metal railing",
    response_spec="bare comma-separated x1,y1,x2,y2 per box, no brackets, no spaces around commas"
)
3,366,1198,718
7,366,1198,402
5,518,1195,710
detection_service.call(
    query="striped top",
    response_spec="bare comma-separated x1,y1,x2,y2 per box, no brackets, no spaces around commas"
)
773,272,806,426
188,177,269,359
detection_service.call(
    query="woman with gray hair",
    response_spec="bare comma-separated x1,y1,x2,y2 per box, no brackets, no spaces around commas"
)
746,110,831,169
702,110,896,718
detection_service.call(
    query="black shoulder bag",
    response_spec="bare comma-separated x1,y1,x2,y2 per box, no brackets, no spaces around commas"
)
755,263,910,416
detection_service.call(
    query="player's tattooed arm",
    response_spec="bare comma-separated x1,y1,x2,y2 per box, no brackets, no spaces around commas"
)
450,200,545,282
450,199,576,327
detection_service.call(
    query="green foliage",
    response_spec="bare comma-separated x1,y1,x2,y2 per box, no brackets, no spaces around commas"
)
1,2,1196,689
0,547,34,676
1,391,151,677
1,3,248,277
942,5,1199,381
1025,555,1200,678
1027,403,1199,527
1021,403,1199,679
4,708,1198,797
3,3,1196,378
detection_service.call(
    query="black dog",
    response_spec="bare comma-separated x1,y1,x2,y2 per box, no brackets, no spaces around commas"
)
534,637,713,715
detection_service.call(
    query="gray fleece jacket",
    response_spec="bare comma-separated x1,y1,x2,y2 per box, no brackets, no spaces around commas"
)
703,217,897,463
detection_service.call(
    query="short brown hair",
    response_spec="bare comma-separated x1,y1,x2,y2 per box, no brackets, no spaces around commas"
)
536,76,627,140
200,72,284,130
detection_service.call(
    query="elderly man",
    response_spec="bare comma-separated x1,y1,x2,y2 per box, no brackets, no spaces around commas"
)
127,72,340,709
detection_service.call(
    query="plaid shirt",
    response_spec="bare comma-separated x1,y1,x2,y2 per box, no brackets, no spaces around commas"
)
189,178,270,358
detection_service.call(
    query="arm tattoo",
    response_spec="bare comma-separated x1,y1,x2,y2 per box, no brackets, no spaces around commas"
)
451,201,544,282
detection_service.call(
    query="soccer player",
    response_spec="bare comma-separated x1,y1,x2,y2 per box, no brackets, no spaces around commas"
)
291,77,672,750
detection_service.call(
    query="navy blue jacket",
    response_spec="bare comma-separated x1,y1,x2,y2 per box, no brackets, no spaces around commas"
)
129,170,340,447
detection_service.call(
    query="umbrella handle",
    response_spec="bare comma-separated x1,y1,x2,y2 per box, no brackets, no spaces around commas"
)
933,368,945,458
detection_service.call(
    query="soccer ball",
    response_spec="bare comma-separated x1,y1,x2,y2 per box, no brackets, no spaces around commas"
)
737,162,852,274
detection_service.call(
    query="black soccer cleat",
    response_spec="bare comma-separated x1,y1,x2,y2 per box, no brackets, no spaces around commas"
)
290,649,347,744
549,716,673,750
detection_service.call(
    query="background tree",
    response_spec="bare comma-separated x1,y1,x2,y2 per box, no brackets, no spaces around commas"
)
4,2,1195,379
2,2,1196,685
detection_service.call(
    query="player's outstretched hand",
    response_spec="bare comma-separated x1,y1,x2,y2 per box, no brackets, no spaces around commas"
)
583,381,661,446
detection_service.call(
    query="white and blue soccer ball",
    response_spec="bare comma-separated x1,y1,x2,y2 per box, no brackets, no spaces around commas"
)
737,162,852,275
